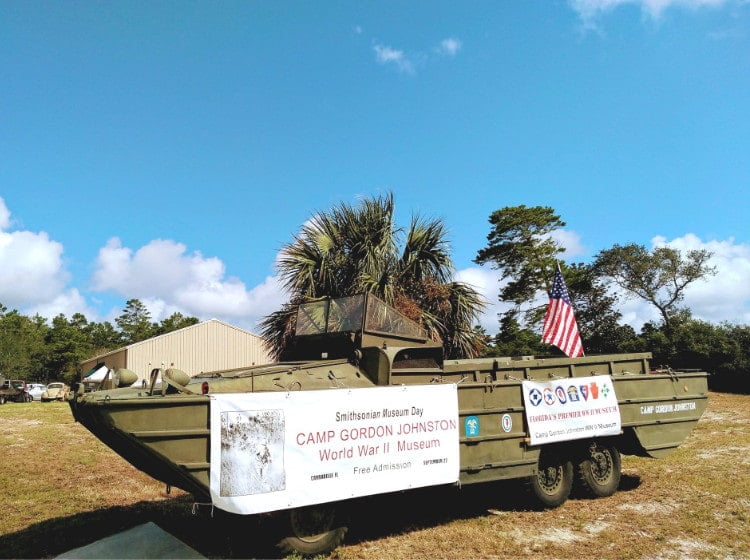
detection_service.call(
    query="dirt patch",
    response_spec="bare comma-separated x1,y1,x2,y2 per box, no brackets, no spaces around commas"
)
0,417,42,430
650,538,718,560
695,445,750,463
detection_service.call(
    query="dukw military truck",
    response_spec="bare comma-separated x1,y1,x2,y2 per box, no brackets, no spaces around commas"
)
69,293,708,556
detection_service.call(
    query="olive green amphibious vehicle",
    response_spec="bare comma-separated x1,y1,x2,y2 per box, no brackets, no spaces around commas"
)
69,293,708,556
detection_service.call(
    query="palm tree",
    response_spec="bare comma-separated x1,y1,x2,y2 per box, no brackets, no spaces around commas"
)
260,193,485,359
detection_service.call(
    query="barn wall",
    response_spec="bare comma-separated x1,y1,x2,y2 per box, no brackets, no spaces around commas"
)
126,320,270,379
80,320,272,384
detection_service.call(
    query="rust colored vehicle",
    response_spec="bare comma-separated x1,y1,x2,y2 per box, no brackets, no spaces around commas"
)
0,379,31,404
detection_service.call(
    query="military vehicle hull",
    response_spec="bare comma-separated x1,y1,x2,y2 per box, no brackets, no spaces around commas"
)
70,355,707,494
69,294,708,555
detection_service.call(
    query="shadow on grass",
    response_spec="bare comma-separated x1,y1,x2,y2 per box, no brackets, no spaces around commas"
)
1,476,645,559
0,494,277,559
618,473,643,492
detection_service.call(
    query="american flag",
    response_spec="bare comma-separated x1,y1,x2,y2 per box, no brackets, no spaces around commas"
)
542,268,584,358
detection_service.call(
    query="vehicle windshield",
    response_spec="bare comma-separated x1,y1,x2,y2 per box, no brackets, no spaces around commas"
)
49,383,63,389
295,294,427,341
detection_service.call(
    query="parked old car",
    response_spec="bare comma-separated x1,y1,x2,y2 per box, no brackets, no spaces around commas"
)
41,382,69,402
0,379,31,404
28,383,47,401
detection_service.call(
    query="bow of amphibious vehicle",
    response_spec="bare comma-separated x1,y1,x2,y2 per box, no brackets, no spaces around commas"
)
68,293,439,500
69,360,390,501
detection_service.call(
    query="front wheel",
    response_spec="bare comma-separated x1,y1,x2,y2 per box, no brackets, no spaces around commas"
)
576,441,621,498
528,447,574,508
276,503,348,556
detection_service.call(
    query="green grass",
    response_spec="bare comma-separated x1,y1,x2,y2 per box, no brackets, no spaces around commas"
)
1,394,748,559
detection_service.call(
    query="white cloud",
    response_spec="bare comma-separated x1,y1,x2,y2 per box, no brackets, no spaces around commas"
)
454,266,513,333
373,44,414,74
569,0,729,28
26,288,96,321
91,237,286,330
0,198,72,311
597,234,750,331
437,38,462,56
550,229,587,259
652,233,750,325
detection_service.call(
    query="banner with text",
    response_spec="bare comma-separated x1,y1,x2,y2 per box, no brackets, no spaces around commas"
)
522,375,621,445
209,384,459,514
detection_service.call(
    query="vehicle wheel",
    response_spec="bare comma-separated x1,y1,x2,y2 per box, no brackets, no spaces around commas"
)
276,503,347,556
528,447,574,508
576,440,621,498
0,396,6,405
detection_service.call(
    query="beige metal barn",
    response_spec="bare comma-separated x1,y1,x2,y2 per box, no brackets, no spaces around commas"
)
79,319,272,384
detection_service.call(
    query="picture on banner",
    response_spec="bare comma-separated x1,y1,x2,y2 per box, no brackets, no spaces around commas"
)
220,409,286,496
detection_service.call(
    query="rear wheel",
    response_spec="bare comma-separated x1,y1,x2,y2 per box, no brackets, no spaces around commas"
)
276,503,347,556
576,441,621,498
528,447,574,508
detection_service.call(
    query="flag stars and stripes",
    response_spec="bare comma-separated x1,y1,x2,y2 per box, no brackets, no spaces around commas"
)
542,268,584,358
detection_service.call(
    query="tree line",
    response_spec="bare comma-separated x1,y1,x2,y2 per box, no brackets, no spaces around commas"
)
0,299,198,385
1,195,747,392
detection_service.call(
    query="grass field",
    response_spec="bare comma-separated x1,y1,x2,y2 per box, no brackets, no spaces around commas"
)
0,392,747,559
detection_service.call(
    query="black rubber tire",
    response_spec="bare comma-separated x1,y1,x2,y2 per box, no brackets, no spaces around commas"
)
576,440,621,498
0,395,6,405
528,447,574,508
276,503,348,557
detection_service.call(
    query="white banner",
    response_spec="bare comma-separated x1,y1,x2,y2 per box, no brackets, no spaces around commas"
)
522,375,621,445
209,384,459,514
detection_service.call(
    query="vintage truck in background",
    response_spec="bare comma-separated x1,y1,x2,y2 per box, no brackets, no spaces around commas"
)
0,378,31,404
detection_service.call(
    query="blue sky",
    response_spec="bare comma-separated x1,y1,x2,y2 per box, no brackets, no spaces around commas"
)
2,0,749,335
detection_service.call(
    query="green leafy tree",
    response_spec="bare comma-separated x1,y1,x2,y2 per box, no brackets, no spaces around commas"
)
564,263,638,354
474,207,633,355
156,312,200,335
474,205,565,324
86,321,123,354
260,193,485,360
0,306,48,381
593,244,716,336
490,315,545,357
43,314,92,383
717,323,750,393
116,299,155,344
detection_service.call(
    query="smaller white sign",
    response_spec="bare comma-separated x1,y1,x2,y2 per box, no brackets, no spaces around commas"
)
522,375,620,445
